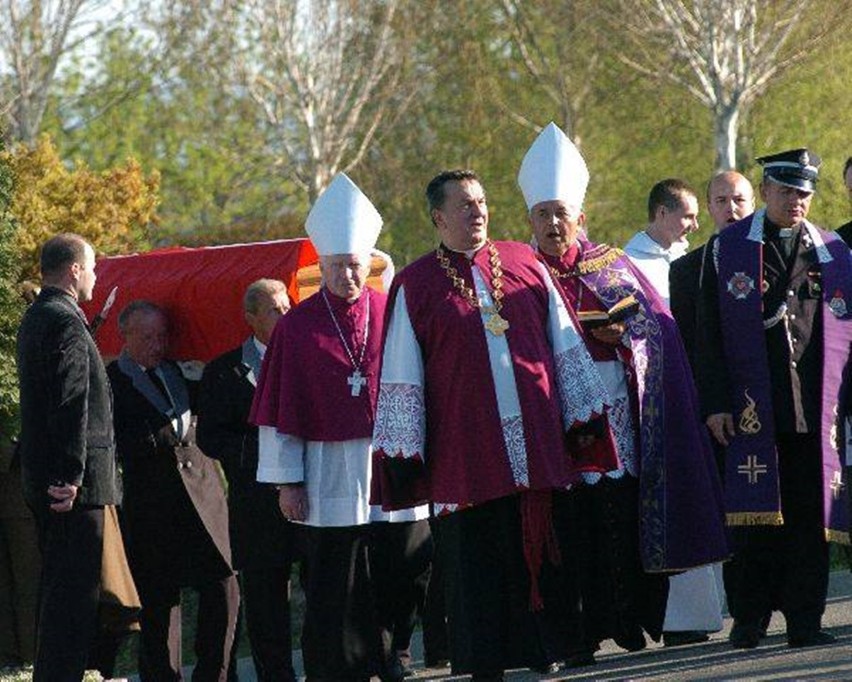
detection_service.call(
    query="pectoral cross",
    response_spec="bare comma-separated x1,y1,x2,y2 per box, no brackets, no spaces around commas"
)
485,312,510,336
348,369,367,397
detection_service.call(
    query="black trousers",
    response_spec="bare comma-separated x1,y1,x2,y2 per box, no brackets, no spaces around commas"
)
297,524,380,680
370,519,433,664
138,574,239,682
241,565,296,682
723,433,829,636
552,478,669,653
421,518,449,665
436,495,556,676
32,505,104,682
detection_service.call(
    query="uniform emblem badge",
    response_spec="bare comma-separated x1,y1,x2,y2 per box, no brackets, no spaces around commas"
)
727,272,755,300
829,289,847,317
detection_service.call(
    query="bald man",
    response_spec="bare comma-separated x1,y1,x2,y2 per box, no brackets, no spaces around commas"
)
670,172,755,364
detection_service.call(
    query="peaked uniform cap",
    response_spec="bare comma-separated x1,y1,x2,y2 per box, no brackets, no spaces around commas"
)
305,173,383,256
756,148,821,193
518,122,589,211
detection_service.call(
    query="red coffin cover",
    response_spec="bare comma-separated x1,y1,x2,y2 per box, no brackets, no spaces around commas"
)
81,238,318,362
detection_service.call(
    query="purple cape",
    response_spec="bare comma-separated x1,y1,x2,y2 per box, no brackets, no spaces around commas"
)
250,286,386,441
546,240,729,571
372,241,579,509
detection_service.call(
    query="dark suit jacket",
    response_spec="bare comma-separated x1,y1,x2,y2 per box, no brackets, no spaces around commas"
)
669,244,707,370
197,345,293,570
836,220,852,246
16,287,119,512
107,359,232,603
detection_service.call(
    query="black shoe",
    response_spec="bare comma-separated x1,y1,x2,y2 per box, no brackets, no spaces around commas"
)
730,622,761,649
788,630,837,648
758,612,772,638
564,650,596,668
424,657,450,669
378,656,406,682
614,631,647,652
663,630,710,647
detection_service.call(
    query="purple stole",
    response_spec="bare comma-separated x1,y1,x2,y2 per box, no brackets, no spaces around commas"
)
716,211,851,541
565,240,727,571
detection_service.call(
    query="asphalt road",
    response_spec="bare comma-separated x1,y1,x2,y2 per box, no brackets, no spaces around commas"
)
137,570,852,681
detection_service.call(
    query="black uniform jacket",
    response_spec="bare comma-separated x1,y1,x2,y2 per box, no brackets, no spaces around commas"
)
696,221,823,432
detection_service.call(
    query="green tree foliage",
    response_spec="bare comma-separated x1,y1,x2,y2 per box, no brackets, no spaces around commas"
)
44,26,300,245
2,134,160,280
30,0,852,264
0,135,23,436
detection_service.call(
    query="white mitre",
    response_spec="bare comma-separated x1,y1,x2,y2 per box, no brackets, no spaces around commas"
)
518,122,589,211
305,173,383,257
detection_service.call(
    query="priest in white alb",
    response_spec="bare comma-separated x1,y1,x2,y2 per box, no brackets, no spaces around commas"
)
371,169,610,680
250,173,427,681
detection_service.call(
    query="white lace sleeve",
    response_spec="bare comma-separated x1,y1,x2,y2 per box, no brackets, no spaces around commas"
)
373,286,426,460
538,262,609,427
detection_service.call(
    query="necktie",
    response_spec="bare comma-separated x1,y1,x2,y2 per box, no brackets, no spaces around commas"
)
146,368,171,404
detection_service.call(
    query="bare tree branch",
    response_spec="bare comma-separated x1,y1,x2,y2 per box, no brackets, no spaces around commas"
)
615,0,849,170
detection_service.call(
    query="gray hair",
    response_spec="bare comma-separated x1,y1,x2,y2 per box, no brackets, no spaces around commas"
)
243,279,288,315
117,300,165,333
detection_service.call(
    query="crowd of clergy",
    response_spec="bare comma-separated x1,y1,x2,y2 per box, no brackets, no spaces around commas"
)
12,121,852,682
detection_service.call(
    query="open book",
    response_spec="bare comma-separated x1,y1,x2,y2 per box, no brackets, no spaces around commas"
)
576,294,640,330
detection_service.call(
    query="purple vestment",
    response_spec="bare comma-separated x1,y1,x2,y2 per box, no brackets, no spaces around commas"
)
250,286,386,440
543,240,729,571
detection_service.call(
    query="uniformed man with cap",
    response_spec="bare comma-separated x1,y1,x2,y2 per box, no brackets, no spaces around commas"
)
696,148,852,649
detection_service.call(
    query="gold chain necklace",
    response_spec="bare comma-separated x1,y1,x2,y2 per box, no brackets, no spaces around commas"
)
436,240,510,336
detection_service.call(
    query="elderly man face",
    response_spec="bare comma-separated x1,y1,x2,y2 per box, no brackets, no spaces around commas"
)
320,253,371,302
528,200,585,257
123,309,169,369
707,172,755,231
246,288,290,345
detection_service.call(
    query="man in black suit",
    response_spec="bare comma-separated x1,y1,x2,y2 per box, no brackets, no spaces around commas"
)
670,171,755,365
108,300,239,681
835,157,852,244
197,279,296,682
17,233,121,681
